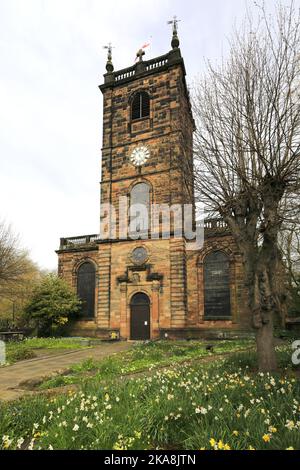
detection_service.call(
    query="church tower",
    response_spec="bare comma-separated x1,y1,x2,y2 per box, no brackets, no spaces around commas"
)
96,23,195,339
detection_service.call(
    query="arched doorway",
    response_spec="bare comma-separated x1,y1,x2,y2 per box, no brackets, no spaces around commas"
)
77,262,96,318
130,292,150,340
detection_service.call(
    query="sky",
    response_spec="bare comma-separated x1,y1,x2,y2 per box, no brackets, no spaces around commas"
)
0,0,296,271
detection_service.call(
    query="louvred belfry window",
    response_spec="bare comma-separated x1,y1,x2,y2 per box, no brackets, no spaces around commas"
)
131,92,150,120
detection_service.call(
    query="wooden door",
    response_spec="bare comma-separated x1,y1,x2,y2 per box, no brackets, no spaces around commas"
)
130,293,150,340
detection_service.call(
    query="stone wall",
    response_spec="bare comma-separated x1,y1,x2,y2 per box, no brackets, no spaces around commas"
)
57,233,250,339
104,238,171,339
186,234,250,331
57,246,99,334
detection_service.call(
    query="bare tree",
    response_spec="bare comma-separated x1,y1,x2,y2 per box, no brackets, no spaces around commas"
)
278,200,300,320
192,1,300,371
279,197,300,289
0,220,31,297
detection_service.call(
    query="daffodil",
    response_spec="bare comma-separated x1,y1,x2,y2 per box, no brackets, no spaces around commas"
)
217,440,224,450
209,438,216,447
269,426,277,433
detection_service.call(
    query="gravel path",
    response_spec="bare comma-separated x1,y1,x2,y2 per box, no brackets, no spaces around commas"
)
0,342,131,401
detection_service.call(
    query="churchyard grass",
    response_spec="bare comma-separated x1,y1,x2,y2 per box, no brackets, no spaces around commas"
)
0,341,299,450
3,337,90,365
38,339,254,389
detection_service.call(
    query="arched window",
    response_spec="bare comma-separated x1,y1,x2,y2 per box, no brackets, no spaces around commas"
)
131,91,150,120
77,262,96,318
204,251,231,318
129,182,150,237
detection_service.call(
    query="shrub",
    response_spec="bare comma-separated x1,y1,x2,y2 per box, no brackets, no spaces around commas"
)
23,275,81,337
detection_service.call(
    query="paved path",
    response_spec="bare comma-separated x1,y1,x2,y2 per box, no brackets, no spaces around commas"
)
0,342,131,402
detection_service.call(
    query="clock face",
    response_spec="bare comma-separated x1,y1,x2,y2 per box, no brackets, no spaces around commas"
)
131,247,148,265
130,145,150,166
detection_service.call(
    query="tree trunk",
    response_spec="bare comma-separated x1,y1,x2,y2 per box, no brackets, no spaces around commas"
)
255,315,277,372
242,246,278,372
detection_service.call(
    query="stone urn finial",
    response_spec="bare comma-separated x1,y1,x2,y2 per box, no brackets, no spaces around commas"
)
104,42,114,73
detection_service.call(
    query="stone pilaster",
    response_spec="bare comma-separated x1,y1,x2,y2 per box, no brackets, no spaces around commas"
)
170,238,187,327
97,243,111,328
119,283,128,339
151,281,160,337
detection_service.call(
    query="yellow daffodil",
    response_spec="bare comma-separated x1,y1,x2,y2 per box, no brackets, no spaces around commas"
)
269,426,277,433
217,440,224,449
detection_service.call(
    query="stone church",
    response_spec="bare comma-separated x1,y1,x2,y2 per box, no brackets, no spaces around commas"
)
57,24,249,340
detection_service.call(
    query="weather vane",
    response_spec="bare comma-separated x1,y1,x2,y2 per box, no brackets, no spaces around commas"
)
167,15,181,34
103,43,114,61
167,16,180,49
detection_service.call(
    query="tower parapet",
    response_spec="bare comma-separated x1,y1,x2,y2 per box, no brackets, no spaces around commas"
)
101,48,185,89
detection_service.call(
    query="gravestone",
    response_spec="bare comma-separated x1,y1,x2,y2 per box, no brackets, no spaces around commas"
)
0,340,6,365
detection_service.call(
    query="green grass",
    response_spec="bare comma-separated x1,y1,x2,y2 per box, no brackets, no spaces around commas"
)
222,344,300,372
3,338,90,365
38,339,254,390
4,343,36,364
0,343,299,450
